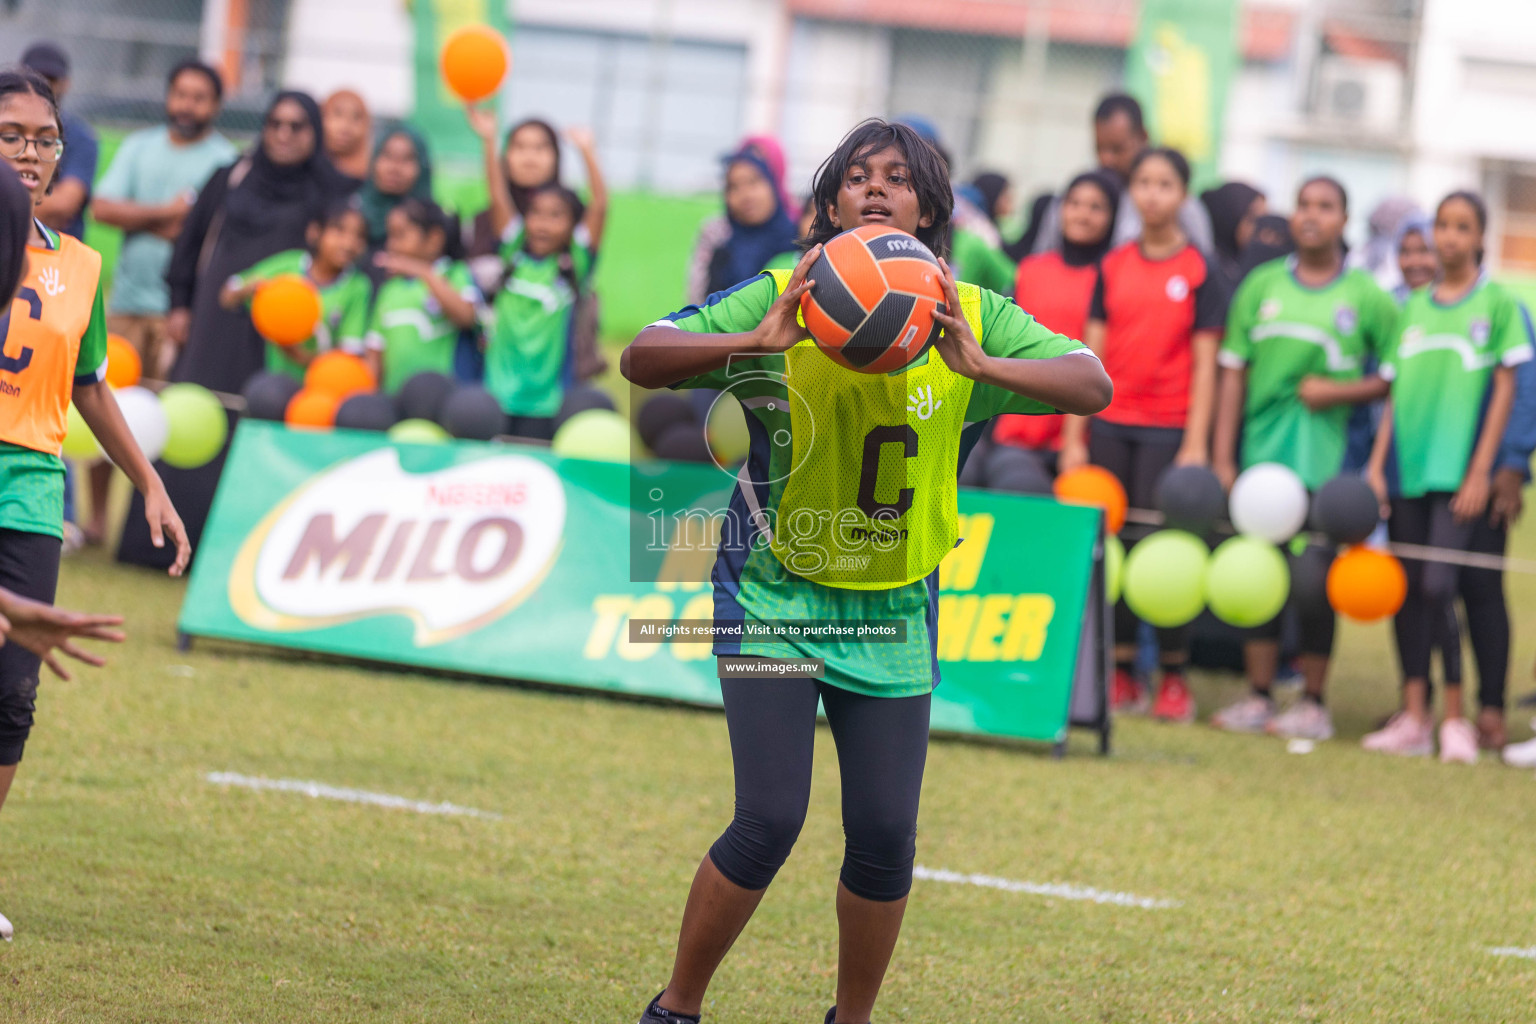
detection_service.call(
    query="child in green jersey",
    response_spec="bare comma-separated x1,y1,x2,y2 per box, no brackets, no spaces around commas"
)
1365,191,1532,764
468,108,608,439
220,198,371,380
362,197,482,394
623,119,1112,1024
1211,177,1396,742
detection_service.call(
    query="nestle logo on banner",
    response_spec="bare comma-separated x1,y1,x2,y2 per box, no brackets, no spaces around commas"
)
229,448,566,645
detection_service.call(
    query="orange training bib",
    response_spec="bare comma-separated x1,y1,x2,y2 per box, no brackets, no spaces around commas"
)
0,233,102,455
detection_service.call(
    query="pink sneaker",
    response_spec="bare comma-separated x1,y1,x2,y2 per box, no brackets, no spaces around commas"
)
1438,718,1479,765
1362,712,1433,756
1211,693,1274,733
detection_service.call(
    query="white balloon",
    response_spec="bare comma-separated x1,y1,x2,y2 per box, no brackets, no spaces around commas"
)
1229,462,1309,543
113,385,170,464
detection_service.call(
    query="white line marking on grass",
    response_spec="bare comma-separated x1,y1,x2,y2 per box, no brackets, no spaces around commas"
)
206,772,502,820
1489,947,1536,960
912,866,1180,910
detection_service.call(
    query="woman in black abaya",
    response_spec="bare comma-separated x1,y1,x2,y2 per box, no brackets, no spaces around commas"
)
119,91,352,568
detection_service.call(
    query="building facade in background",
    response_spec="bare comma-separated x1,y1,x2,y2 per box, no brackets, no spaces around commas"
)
3,0,1536,269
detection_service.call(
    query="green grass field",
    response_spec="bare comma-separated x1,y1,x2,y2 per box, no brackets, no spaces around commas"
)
3,515,1536,1022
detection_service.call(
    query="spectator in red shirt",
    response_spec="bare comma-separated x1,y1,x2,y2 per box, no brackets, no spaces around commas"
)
993,170,1119,463
1060,147,1227,724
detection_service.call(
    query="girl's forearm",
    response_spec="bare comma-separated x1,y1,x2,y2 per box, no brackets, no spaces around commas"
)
74,383,162,495
1183,333,1219,453
975,353,1111,416
423,272,478,329
483,133,514,240
1368,396,1394,473
579,144,608,244
620,325,767,391
1469,367,1517,477
1212,365,1246,468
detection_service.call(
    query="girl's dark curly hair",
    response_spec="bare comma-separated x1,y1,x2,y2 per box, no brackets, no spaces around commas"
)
802,118,953,259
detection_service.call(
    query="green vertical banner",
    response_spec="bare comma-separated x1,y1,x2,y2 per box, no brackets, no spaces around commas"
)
411,0,511,165
1124,0,1240,190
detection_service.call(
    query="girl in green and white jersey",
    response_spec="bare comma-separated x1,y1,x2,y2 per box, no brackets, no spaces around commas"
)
1366,191,1532,763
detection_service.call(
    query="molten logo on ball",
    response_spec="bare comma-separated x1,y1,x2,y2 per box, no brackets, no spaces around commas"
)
800,225,947,374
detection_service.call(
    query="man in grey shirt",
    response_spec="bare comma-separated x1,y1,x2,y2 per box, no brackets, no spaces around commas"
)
1033,93,1214,257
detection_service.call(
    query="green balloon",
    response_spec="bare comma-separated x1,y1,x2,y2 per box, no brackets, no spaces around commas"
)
552,409,633,462
1205,536,1290,628
61,402,101,460
1104,534,1125,603
1123,530,1209,628
159,383,227,469
387,418,450,444
706,391,750,463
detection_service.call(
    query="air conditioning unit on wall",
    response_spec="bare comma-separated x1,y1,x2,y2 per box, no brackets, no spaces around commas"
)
1314,55,1405,134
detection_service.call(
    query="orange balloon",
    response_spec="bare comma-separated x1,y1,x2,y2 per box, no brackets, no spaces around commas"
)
251,275,323,347
285,388,341,430
104,334,141,388
304,350,376,399
1327,546,1407,622
1053,465,1128,534
441,25,509,103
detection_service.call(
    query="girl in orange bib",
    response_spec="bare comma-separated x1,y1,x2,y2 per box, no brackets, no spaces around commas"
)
0,69,190,909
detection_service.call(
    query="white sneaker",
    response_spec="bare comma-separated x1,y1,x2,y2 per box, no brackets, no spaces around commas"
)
0,909,12,941
1269,700,1335,741
1211,693,1274,733
1502,729,1536,769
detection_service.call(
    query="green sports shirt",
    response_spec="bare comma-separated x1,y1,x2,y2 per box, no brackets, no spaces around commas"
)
1383,277,1534,497
949,228,1017,297
484,239,594,418
658,272,1089,697
229,250,373,381
0,223,109,539
365,259,480,394
1220,258,1398,489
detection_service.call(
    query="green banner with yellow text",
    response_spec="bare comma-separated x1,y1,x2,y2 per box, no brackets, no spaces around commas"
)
1124,0,1241,191
178,422,1101,744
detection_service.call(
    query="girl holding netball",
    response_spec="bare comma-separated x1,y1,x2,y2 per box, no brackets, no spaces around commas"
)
622,118,1110,1024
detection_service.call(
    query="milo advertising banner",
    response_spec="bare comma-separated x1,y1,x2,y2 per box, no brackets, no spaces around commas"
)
179,422,1106,746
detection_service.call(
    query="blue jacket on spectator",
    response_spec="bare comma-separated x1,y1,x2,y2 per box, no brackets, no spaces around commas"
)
1496,304,1536,481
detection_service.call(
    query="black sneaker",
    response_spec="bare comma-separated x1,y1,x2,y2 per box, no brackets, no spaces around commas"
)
639,991,700,1024
824,1007,870,1024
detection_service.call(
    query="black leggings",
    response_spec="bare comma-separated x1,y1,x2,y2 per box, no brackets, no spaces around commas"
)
0,528,62,766
1388,494,1473,683
708,675,930,903
1250,544,1336,658
1089,420,1188,657
1463,515,1510,711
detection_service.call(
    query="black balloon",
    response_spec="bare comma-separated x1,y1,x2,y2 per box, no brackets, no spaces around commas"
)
1156,464,1226,533
987,449,1054,495
242,371,302,422
959,437,990,488
652,421,714,463
397,371,456,423
1289,543,1334,617
335,392,398,432
555,385,616,428
1312,474,1380,545
983,442,1042,482
441,386,506,441
637,393,698,449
